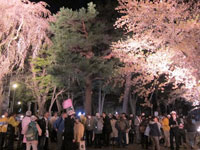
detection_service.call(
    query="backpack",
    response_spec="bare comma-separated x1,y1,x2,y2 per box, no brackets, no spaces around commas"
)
25,122,38,141
96,119,103,131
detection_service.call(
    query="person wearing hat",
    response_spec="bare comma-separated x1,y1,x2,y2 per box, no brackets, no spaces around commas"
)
21,111,32,150
169,111,180,150
26,115,42,150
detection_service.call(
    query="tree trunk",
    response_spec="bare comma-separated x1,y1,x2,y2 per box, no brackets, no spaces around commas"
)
100,93,105,114
98,84,102,113
122,73,132,113
85,77,92,115
129,93,138,115
56,99,62,114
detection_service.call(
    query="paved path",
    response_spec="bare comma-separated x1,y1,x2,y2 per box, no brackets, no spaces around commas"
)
50,142,200,150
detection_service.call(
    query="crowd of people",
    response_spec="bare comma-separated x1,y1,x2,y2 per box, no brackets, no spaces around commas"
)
0,110,198,150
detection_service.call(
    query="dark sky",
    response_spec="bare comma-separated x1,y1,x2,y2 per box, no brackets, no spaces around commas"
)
31,0,95,13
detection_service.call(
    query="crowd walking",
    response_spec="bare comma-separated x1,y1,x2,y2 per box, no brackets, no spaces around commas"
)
0,110,199,150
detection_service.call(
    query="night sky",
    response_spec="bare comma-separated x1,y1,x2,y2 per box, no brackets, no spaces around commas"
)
31,0,100,13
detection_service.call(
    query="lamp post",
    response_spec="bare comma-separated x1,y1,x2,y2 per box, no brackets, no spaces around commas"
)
10,83,18,113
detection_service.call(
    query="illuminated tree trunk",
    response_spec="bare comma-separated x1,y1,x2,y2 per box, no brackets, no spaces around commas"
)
122,73,132,113
85,77,92,115
129,93,138,115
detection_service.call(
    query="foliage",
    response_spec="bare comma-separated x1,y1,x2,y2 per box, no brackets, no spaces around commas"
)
49,2,120,114
113,0,200,105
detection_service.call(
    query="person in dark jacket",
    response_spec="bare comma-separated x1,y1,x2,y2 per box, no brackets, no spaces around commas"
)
115,113,129,148
63,114,75,150
38,112,50,150
169,111,180,150
85,115,95,147
140,117,149,149
53,112,67,150
102,112,112,147
149,116,161,150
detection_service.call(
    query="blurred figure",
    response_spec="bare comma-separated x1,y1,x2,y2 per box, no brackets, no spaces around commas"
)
102,112,112,147
50,112,58,143
26,115,42,150
38,112,50,150
149,116,161,150
140,116,149,149
185,117,196,149
94,113,103,148
129,114,135,144
6,112,20,150
162,114,170,148
73,117,84,149
85,115,95,147
178,115,186,148
115,113,129,148
169,111,180,150
21,111,32,150
63,114,75,150
110,115,118,145
134,115,141,144
0,112,8,150
54,112,67,150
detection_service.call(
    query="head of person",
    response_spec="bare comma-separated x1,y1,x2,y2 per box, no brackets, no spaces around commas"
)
96,113,101,118
153,116,158,122
26,111,32,117
9,112,17,118
62,111,67,119
171,111,176,117
53,112,58,117
75,117,80,124
102,112,106,118
44,112,50,119
108,113,113,119
3,112,8,118
31,115,38,122
121,113,126,119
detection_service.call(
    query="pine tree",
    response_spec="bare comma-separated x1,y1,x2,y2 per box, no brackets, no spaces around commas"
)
50,3,119,115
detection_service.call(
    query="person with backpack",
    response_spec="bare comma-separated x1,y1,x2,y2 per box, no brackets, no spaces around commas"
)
53,112,67,150
94,113,104,148
25,115,42,150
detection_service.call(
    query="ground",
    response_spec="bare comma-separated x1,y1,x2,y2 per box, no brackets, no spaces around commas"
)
50,142,200,150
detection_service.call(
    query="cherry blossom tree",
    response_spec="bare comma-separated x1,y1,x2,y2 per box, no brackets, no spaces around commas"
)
0,0,52,112
113,0,200,112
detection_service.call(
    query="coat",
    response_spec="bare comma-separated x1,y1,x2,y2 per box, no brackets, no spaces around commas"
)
74,122,84,142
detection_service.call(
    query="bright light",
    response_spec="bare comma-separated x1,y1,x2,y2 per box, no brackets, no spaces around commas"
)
17,101,21,105
2,115,5,118
12,84,18,89
115,112,118,115
197,126,200,132
78,112,82,116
